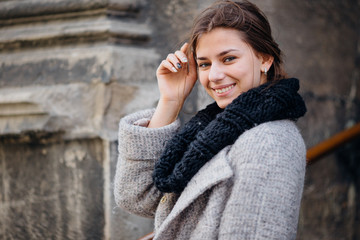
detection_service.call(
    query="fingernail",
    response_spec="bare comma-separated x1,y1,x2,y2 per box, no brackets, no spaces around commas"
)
182,58,188,63
172,67,178,72
176,63,182,69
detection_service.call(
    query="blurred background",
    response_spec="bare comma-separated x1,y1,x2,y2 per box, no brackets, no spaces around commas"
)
0,0,359,239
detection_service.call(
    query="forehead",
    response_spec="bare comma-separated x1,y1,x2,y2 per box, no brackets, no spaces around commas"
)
195,27,249,56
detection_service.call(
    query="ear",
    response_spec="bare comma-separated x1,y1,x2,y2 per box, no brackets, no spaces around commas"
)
261,55,274,74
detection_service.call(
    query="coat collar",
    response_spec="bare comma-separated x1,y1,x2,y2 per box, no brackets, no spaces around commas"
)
156,146,233,237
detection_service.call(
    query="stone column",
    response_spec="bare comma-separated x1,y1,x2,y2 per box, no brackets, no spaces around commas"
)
0,0,158,239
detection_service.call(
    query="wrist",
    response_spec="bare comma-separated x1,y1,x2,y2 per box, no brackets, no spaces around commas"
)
158,98,184,112
148,99,183,128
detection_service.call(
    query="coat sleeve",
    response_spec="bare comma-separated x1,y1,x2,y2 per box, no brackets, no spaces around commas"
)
114,109,181,218
218,120,306,240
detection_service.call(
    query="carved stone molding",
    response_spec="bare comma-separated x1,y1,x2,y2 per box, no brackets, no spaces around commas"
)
0,17,151,51
0,80,159,140
0,45,159,86
0,0,141,21
0,0,149,51
0,0,159,139
0,83,104,137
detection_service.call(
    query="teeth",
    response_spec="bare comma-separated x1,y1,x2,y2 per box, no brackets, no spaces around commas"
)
215,84,234,94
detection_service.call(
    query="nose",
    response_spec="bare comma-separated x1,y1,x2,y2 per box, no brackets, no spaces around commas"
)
208,64,225,82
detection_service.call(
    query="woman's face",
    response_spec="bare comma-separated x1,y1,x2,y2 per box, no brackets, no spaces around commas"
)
196,27,269,108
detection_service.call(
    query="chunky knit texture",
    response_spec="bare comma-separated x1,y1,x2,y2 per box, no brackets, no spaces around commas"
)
153,78,306,193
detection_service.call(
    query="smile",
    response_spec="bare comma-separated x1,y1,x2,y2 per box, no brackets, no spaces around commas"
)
214,84,235,94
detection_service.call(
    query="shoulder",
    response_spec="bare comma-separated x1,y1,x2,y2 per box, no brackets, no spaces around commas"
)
249,120,304,143
228,120,306,170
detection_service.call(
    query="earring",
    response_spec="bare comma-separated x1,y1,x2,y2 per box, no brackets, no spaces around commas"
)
264,67,267,76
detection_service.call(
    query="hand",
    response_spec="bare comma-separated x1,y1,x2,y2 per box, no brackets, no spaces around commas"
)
156,43,197,107
148,43,197,128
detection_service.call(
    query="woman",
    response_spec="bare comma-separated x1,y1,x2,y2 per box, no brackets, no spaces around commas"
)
115,1,307,239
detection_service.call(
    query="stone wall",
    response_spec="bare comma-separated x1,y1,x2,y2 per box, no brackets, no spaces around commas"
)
0,0,359,239
0,0,158,239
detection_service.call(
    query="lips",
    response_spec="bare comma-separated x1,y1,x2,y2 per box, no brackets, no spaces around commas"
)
213,83,236,94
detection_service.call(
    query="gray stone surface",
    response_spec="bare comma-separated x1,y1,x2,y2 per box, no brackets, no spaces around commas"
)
0,138,105,240
0,45,158,86
0,0,158,239
0,0,141,21
300,132,360,240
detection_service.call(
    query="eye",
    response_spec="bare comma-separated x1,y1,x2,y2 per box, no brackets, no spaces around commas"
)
198,62,210,69
224,56,236,62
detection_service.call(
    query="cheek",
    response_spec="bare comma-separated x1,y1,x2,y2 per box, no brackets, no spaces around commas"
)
198,72,209,88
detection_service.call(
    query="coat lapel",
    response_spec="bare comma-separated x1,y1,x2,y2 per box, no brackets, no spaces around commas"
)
156,147,233,237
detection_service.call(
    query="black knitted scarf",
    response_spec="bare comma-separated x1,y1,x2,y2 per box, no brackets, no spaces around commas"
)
153,78,306,193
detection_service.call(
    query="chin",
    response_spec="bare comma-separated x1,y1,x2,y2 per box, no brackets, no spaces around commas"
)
216,101,230,109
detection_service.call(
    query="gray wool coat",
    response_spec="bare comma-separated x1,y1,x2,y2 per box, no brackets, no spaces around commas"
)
114,109,306,240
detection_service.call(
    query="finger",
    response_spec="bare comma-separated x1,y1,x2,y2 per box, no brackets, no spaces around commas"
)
166,53,183,70
188,50,196,68
159,59,178,73
180,43,196,74
187,50,197,76
175,50,188,64
180,42,189,53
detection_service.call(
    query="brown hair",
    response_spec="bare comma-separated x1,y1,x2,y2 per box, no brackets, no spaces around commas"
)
188,0,286,82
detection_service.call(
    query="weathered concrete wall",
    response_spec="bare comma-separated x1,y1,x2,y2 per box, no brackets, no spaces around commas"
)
0,0,359,239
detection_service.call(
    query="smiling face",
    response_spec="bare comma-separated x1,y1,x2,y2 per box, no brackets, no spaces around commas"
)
196,27,271,108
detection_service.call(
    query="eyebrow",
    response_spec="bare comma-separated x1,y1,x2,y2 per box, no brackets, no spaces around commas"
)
196,49,239,60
